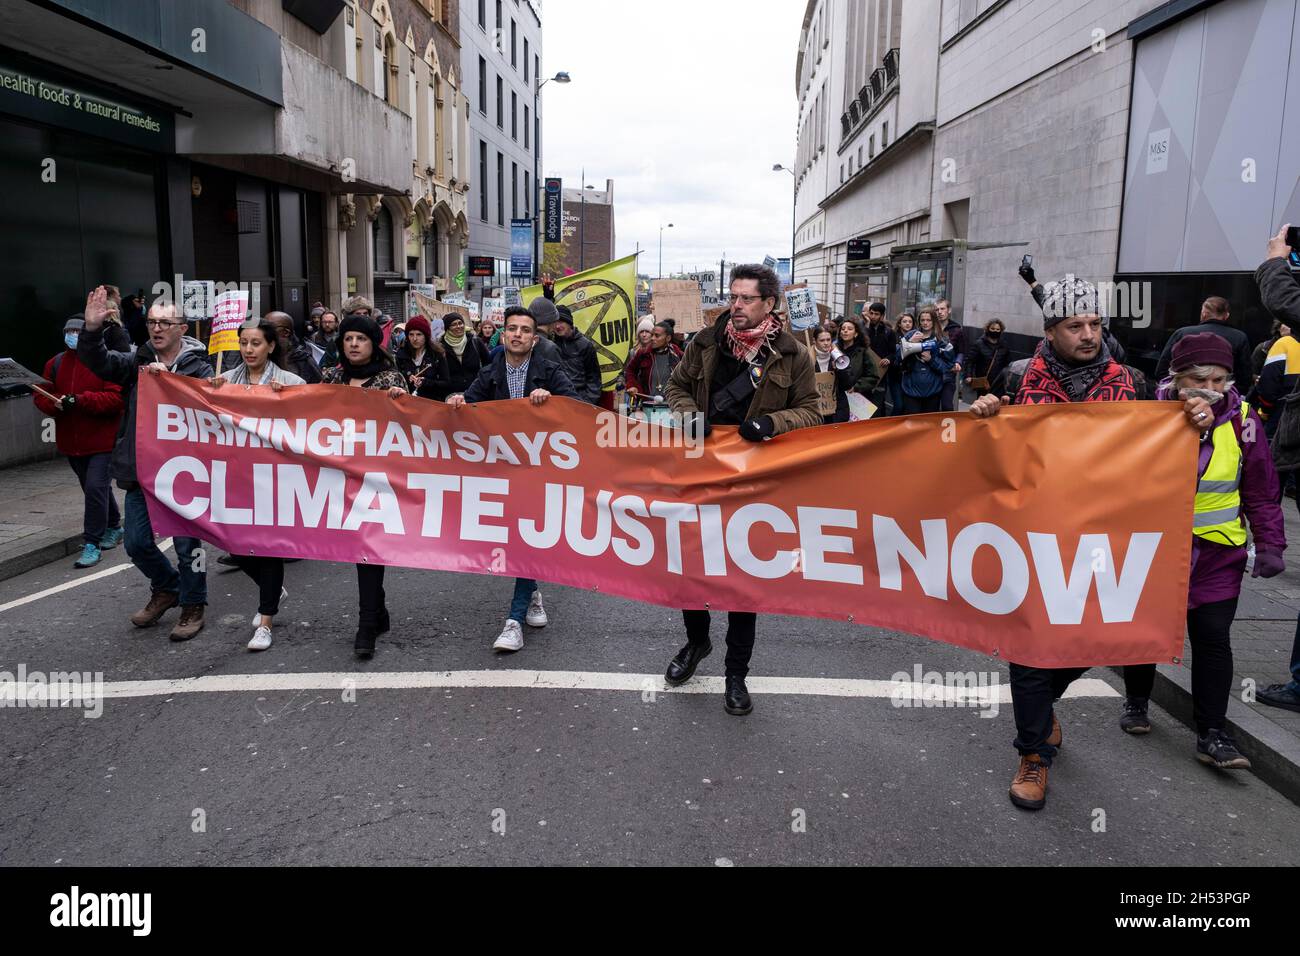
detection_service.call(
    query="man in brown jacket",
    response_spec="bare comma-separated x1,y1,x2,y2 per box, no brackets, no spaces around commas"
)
663,263,822,715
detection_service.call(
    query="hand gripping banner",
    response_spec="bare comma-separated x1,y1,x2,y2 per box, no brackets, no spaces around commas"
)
136,373,1196,668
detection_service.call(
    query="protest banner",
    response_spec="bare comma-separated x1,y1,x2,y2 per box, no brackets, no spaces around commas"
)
0,358,58,401
652,279,706,334
137,373,1195,668
208,290,248,360
522,255,637,390
786,286,819,331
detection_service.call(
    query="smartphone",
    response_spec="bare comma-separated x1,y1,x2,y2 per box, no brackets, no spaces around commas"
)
1022,254,1033,268
1288,226,1300,250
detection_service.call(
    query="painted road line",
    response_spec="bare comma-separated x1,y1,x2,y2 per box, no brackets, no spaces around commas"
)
0,540,173,615
0,670,1120,703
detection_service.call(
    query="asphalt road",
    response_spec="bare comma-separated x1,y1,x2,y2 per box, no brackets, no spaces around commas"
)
2,546,1299,866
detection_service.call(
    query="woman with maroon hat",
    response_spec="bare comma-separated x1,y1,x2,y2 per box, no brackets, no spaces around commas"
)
1122,332,1286,771
394,314,447,396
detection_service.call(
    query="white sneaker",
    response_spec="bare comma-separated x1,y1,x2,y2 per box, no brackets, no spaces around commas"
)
525,590,548,628
247,625,273,651
493,619,524,652
252,587,289,626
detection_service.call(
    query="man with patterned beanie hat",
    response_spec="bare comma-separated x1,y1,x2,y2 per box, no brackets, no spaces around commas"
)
968,273,1137,810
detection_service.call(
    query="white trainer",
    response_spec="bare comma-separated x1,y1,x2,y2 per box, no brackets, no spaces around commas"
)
525,590,548,627
247,625,273,651
493,619,524,652
252,586,289,626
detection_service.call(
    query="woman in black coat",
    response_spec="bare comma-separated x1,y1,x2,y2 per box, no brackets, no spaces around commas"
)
965,318,1008,398
438,313,489,396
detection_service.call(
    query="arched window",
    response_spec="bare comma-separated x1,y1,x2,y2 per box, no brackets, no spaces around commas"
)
373,204,394,273
383,35,397,106
424,219,439,282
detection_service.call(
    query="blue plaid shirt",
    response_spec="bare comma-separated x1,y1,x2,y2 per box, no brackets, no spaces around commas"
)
505,356,530,399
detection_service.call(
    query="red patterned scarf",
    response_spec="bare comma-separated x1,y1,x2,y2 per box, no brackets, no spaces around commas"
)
725,315,780,363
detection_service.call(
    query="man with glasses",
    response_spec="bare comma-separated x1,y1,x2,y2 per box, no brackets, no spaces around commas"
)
79,288,214,642
662,263,821,715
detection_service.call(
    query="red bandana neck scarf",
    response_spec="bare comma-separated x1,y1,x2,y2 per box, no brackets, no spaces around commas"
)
725,314,780,363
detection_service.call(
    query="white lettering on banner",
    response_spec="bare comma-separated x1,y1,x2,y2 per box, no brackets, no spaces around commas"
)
148,457,1165,622
1028,532,1161,624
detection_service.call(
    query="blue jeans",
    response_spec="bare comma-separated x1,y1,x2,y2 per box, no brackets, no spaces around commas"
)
124,488,206,606
887,377,903,416
509,577,536,622
1288,615,1300,693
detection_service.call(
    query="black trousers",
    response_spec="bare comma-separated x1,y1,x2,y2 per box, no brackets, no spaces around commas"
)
901,393,942,415
683,609,757,678
1123,596,1237,736
940,376,958,412
356,563,387,628
228,555,285,616
1009,664,1090,765
68,452,120,545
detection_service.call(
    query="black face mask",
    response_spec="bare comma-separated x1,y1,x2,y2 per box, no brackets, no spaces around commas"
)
988,331,1002,340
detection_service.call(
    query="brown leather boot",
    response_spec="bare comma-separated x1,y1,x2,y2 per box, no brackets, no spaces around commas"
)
1009,754,1049,810
169,605,205,642
130,590,179,627
1047,713,1062,748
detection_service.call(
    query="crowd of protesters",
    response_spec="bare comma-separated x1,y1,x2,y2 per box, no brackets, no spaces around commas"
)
29,239,1300,811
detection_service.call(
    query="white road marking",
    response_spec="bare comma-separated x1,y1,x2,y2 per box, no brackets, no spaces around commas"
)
0,670,1119,703
0,540,173,615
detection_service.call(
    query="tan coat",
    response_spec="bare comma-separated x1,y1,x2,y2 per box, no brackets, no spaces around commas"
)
666,313,823,435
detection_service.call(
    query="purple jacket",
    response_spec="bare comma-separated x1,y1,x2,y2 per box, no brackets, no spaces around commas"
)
1157,385,1285,608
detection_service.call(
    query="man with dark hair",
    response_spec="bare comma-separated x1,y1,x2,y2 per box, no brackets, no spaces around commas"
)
663,262,822,716
1154,295,1252,382
267,311,323,384
863,301,896,412
551,304,603,404
449,306,577,654
311,310,340,371
969,273,1136,810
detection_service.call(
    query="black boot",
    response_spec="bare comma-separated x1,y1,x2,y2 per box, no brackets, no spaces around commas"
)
377,607,391,635
724,675,752,716
1120,697,1151,734
665,640,711,686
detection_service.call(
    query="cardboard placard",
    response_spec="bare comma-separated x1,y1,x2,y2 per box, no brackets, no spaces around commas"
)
652,279,705,334
208,290,248,355
0,357,47,388
786,287,818,331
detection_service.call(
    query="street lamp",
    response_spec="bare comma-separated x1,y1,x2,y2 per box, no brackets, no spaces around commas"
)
579,177,594,271
533,71,571,283
658,223,673,280
773,163,795,285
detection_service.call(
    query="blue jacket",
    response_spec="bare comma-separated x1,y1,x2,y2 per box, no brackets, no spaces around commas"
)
896,335,953,398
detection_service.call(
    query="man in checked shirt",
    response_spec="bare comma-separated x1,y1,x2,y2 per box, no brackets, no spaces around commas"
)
448,306,577,652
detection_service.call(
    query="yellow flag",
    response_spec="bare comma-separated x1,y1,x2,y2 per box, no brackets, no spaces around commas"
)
521,254,638,391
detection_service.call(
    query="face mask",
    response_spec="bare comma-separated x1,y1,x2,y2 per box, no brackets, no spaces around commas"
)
64,333,79,350
988,331,1002,340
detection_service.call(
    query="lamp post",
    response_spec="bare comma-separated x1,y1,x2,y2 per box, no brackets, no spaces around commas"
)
533,71,571,283
658,223,673,279
579,175,594,271
773,163,795,284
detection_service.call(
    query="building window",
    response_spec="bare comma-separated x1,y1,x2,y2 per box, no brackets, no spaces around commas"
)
478,57,487,114
424,221,438,282
497,152,504,226
478,0,485,29
524,170,530,217
858,145,863,165
496,0,502,32
511,91,517,139
524,104,530,149
496,75,503,128
524,38,530,81
479,141,488,221
511,20,517,67
373,204,394,273
882,121,889,148
534,54,539,86
869,134,875,159
512,162,518,218
840,164,844,183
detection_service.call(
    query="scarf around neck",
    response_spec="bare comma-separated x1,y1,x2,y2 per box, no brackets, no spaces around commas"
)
444,330,467,357
1039,339,1112,401
725,314,780,364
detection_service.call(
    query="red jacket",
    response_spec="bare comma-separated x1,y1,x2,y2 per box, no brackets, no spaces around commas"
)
624,344,683,395
32,349,125,456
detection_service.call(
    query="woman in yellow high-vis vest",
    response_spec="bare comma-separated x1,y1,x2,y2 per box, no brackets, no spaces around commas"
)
1123,334,1286,769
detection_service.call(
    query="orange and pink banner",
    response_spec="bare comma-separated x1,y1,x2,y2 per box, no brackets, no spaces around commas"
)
136,373,1196,668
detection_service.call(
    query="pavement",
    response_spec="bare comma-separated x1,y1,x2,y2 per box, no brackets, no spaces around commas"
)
0,459,86,581
2,455,1300,864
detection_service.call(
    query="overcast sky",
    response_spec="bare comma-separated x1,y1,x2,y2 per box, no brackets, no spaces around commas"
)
540,0,803,276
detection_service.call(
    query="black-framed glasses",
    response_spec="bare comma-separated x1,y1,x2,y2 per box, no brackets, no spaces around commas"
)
725,293,764,305
145,319,185,329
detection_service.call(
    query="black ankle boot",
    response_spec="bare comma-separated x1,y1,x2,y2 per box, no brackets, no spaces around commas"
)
354,625,378,660
665,640,712,686
724,675,752,716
